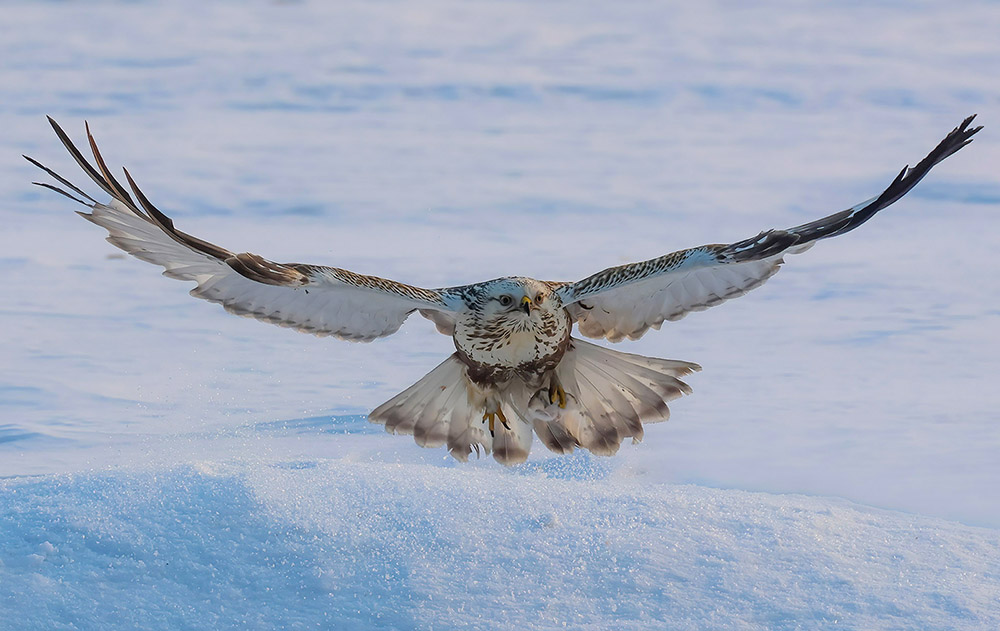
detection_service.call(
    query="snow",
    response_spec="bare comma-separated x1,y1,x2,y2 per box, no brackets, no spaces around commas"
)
4,462,1000,630
2,0,1000,628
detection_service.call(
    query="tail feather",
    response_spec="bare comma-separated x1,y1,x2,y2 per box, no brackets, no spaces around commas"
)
372,354,463,437
411,395,452,448
532,417,579,454
370,354,496,460
413,371,473,449
492,413,533,465
575,362,639,448
540,338,700,456
579,343,695,425
576,343,672,421
447,406,483,462
579,360,647,435
369,339,699,465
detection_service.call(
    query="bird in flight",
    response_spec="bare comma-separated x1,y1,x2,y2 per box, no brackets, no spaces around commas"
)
26,116,981,465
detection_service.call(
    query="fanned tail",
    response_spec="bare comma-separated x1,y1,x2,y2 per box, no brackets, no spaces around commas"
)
369,339,699,466
529,338,700,456
368,354,535,466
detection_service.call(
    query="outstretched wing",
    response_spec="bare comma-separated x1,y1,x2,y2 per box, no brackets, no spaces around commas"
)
27,118,459,342
556,116,982,343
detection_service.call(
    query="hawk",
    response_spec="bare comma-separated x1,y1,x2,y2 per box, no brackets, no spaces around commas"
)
26,116,981,465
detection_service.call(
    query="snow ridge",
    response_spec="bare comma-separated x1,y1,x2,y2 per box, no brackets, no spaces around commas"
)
2,461,998,630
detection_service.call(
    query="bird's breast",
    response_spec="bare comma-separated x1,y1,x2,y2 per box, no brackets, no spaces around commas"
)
454,309,570,374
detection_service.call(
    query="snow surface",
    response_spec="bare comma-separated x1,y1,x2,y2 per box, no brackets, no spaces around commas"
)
2,0,1000,628
3,461,1000,630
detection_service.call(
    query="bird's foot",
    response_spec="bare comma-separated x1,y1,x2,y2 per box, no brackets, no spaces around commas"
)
548,380,567,409
483,407,510,436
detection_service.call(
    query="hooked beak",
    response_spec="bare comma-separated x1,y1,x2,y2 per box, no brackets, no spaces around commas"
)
521,296,533,315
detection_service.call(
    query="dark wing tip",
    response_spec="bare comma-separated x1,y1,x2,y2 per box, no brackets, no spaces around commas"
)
121,166,169,227
952,114,980,139
957,113,979,133
25,153,99,205
44,117,119,200
788,116,984,244
120,166,234,261
933,114,983,161
84,121,137,208
31,181,89,206
23,154,46,170
39,118,235,262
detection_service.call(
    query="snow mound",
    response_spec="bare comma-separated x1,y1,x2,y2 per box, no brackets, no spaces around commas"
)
2,460,997,630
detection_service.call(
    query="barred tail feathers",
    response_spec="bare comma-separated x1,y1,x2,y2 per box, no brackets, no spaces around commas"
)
368,340,699,465
368,354,534,465
534,338,700,456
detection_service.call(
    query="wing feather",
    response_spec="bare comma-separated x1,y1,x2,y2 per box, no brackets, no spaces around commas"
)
558,115,982,342
28,119,460,342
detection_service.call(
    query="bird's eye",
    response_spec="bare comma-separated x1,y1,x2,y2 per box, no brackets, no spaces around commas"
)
498,295,512,306
535,293,544,304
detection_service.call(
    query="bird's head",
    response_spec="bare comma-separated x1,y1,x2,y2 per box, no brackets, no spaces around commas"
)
475,277,559,323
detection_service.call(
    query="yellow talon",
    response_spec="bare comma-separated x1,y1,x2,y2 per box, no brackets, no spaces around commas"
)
497,407,509,429
549,382,567,409
483,407,510,435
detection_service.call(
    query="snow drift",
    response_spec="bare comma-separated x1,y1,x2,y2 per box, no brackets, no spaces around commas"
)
2,460,998,630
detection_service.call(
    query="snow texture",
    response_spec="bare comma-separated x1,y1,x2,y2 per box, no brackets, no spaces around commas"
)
1,0,999,628
3,462,1000,630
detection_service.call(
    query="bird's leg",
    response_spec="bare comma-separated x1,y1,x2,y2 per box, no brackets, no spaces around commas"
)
548,374,567,409
497,407,509,430
482,406,510,436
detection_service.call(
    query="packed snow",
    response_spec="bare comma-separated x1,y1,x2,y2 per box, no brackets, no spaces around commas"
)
2,1,999,629
4,462,999,630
